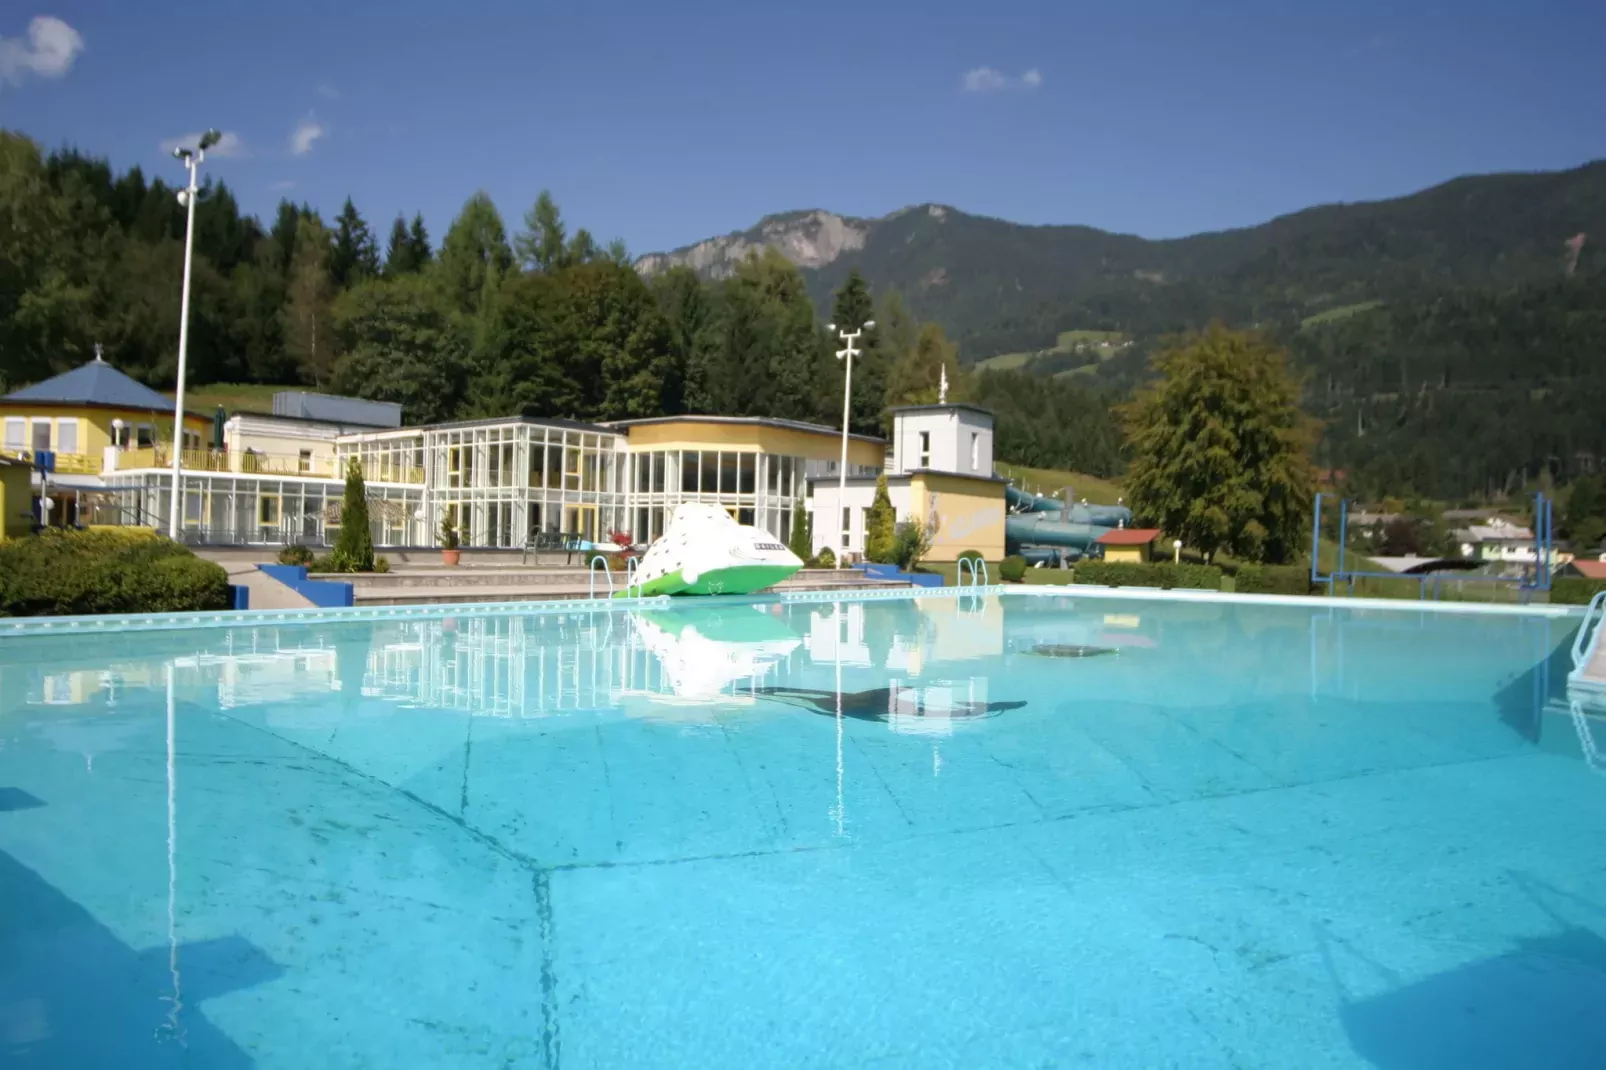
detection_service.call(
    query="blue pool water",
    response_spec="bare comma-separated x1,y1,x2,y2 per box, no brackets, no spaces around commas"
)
1,591,1603,1068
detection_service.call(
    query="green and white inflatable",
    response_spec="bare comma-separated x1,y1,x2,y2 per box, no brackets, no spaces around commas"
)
621,503,803,597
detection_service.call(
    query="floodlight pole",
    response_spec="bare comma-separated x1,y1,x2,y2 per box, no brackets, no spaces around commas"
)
168,135,216,539
830,320,873,558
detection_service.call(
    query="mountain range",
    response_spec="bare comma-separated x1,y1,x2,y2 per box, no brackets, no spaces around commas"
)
636,161,1606,364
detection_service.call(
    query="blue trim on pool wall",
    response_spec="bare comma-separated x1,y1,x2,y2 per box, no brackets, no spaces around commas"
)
258,565,355,609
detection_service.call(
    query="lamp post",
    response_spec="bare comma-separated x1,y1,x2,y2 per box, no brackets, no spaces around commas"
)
167,129,221,539
827,319,874,557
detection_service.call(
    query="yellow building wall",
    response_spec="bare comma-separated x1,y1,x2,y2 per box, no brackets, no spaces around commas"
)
0,403,209,458
0,464,33,539
910,472,1006,561
1102,545,1151,564
625,420,885,468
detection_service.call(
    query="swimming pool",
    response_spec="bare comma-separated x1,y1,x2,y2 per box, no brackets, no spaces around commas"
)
2,589,1603,1068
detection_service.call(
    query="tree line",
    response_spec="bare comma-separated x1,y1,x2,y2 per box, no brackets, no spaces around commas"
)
3,130,1129,469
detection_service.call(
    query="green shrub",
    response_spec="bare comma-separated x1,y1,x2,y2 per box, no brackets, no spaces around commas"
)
373,557,391,574
310,554,338,573
892,520,933,571
1073,560,1223,590
812,547,837,569
0,529,231,616
999,555,1028,582
330,460,376,572
277,544,314,567
1552,577,1606,605
865,476,897,564
1234,563,1317,595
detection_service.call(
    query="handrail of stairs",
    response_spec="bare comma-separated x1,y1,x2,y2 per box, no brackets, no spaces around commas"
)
1573,591,1606,671
588,553,615,600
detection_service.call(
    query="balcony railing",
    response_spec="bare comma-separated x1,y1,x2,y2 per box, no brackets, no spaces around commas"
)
110,447,335,478
0,448,101,475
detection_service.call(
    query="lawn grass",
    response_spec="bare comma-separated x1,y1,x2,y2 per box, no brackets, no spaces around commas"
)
975,352,1034,372
168,382,286,414
976,331,1129,374
994,461,1125,506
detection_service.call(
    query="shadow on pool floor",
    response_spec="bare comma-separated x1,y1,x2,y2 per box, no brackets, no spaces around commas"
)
1338,876,1606,1069
0,849,281,1068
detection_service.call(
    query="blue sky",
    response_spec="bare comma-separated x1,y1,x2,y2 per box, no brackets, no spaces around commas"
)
5,1,1603,255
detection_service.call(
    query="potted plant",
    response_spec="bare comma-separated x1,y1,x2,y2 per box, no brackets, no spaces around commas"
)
439,513,461,566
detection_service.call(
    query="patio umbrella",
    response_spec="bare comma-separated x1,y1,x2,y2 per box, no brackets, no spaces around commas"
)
212,406,226,450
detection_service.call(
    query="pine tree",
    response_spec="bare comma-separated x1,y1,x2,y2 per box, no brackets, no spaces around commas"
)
407,212,432,267
438,192,514,317
886,323,960,410
1123,325,1316,563
331,458,376,572
515,190,568,272
864,474,897,563
383,215,417,276
329,197,379,288
283,217,336,387
827,270,886,435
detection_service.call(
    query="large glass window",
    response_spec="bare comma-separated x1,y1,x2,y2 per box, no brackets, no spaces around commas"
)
31,420,51,451
636,453,651,493
718,452,738,495
700,451,717,493
56,420,78,454
681,451,699,493
765,456,779,494
3,418,23,448
738,453,755,495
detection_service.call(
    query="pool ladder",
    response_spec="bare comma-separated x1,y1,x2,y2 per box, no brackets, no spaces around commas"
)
956,557,989,589
1571,591,1606,673
587,554,615,599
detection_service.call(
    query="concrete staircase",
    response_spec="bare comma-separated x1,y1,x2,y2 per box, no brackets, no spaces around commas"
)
315,567,913,607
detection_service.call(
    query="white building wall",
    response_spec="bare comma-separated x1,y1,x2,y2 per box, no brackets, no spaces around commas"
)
891,409,994,477
808,479,912,559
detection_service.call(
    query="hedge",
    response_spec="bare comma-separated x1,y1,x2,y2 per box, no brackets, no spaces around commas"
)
1552,577,1606,605
1233,564,1319,596
0,529,231,616
999,555,1028,583
1072,560,1223,590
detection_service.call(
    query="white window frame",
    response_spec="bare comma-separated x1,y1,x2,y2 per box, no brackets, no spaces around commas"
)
918,430,931,469
57,419,79,455
4,417,24,449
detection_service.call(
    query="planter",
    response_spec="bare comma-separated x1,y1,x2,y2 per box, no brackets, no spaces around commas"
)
441,549,461,566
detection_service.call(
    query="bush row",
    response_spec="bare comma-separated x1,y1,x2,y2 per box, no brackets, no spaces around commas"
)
0,529,231,616
1071,561,1223,589
1232,564,1318,595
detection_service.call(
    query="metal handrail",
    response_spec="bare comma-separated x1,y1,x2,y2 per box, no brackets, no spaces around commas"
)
956,557,974,587
588,554,614,599
624,557,640,598
1570,700,1606,775
1572,591,1606,670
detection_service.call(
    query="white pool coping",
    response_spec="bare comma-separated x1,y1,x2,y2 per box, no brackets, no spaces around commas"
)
0,580,1587,640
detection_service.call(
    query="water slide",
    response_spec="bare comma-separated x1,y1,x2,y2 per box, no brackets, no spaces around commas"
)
1004,485,1134,562
1004,485,1132,527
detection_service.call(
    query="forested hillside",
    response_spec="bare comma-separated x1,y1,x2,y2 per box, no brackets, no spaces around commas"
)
640,161,1606,361
3,126,1601,500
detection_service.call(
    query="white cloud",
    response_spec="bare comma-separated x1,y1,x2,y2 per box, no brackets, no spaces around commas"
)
0,16,84,87
962,67,1008,93
289,118,326,156
158,130,247,158
270,180,296,192
961,66,1043,93
317,83,339,100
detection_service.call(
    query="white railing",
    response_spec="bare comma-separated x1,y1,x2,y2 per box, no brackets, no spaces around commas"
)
623,556,641,598
588,553,615,599
956,557,989,588
1572,591,1606,672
